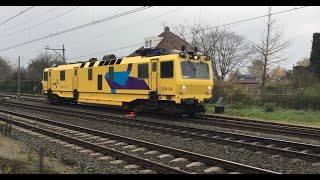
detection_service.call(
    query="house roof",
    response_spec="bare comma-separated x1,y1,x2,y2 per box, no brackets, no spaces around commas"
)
128,27,190,57
237,74,262,79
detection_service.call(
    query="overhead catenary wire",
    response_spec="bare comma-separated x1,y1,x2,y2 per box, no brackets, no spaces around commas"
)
199,6,308,32
0,6,35,27
0,6,153,53
69,42,145,60
58,6,184,54
0,6,61,35
66,6,308,62
0,6,80,39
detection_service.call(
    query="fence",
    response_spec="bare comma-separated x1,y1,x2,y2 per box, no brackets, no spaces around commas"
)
226,93,320,110
0,80,42,95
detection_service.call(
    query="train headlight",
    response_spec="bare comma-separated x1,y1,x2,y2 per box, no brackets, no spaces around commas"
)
208,86,212,94
181,85,186,94
194,56,198,60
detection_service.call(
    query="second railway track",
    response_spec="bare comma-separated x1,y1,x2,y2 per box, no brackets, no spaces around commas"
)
1,93,320,140
1,100,320,164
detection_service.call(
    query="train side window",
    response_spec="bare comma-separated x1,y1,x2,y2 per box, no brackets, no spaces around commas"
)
74,69,77,76
60,71,65,81
152,62,157,72
138,63,148,79
88,68,92,80
43,72,48,81
98,75,102,90
109,67,114,80
49,71,51,77
160,61,173,78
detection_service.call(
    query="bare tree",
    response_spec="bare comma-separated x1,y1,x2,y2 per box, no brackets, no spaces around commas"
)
212,30,254,80
0,56,13,80
247,59,265,76
173,22,254,81
27,51,65,80
249,7,294,87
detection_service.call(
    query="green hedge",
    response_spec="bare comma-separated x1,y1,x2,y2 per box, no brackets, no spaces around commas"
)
0,80,42,94
229,93,320,110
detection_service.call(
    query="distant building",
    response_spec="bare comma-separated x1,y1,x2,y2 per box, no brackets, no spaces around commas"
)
129,26,190,57
234,74,262,92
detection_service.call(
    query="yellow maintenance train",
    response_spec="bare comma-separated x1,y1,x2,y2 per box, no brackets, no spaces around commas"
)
42,46,213,115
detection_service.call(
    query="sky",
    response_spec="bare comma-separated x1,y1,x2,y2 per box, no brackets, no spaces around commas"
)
0,6,318,71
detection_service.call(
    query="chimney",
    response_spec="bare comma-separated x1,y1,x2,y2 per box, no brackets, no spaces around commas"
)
164,26,170,32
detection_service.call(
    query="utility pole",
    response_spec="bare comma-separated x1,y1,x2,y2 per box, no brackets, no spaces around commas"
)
44,44,65,63
17,56,20,101
62,44,65,63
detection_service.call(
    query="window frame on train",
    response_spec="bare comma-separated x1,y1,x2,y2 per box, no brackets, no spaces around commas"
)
160,61,174,78
60,70,65,81
138,63,149,79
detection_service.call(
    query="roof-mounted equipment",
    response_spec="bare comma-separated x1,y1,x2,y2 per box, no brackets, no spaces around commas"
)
89,58,97,62
103,54,116,61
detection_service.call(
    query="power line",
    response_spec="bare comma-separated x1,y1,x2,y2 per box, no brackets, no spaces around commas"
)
0,6,35,27
0,6,152,53
0,6,80,39
199,6,308,32
61,7,183,51
67,6,308,62
0,6,61,35
69,42,144,61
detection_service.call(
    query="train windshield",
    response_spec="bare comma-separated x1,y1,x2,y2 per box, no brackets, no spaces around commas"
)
181,61,210,79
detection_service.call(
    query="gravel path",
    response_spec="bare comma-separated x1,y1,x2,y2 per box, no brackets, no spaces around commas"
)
1,103,320,174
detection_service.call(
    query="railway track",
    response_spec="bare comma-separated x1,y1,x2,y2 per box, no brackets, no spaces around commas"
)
1,92,319,140
0,109,277,174
199,114,320,139
0,93,44,103
1,100,320,163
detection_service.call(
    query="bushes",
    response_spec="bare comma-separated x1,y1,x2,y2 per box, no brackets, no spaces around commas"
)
263,103,277,112
228,102,245,109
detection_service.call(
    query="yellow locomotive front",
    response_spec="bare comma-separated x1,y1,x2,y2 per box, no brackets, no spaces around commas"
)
156,51,213,115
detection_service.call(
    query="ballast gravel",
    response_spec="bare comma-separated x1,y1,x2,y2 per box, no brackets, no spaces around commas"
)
3,126,145,174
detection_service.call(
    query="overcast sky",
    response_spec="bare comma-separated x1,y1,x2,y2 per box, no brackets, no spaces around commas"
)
0,6,318,71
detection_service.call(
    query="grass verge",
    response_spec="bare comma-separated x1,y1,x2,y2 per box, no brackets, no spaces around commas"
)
205,104,320,128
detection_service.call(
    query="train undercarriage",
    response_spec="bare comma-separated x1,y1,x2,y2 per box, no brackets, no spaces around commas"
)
46,92,205,117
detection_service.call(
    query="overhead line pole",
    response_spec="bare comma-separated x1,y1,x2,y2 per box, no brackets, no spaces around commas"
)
17,56,20,100
45,45,65,63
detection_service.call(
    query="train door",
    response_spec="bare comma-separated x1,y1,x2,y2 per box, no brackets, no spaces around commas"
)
149,59,158,110
73,67,78,90
150,59,158,92
48,69,52,89
72,67,79,103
